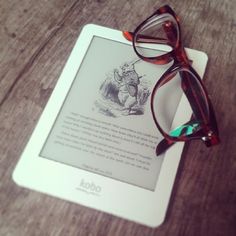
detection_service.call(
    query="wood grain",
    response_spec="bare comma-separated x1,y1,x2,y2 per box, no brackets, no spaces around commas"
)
0,0,236,235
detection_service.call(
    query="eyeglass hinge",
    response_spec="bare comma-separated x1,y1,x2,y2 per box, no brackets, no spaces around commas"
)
202,131,219,146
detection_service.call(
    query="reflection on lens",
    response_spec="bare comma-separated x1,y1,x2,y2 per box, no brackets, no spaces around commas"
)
134,13,179,58
152,69,209,138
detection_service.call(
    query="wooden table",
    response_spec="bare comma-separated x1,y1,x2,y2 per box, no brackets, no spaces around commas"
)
1,0,235,235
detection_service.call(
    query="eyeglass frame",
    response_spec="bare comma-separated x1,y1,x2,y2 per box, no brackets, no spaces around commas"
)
122,5,220,155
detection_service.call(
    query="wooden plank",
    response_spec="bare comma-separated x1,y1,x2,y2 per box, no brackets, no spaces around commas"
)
0,0,236,235
0,0,77,104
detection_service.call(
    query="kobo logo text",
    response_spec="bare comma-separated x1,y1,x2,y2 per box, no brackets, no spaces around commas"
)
79,179,102,194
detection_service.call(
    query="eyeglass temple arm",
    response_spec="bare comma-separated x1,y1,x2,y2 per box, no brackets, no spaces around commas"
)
156,119,197,155
123,19,178,43
180,71,220,145
122,31,173,65
180,71,205,121
123,31,170,45
156,138,175,156
156,122,196,155
156,76,219,155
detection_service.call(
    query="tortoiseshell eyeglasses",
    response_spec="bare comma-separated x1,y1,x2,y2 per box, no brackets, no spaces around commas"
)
123,5,220,155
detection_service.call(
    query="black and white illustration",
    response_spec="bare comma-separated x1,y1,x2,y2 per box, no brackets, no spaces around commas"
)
41,36,166,191
94,59,151,117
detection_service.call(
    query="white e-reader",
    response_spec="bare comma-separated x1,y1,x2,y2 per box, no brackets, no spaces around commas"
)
13,24,208,227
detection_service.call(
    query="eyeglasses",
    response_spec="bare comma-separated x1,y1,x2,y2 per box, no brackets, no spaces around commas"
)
123,5,220,155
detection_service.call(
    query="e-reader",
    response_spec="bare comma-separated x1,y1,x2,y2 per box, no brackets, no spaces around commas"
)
13,24,208,227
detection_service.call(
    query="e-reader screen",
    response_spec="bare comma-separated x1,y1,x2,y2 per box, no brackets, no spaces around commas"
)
40,36,183,190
